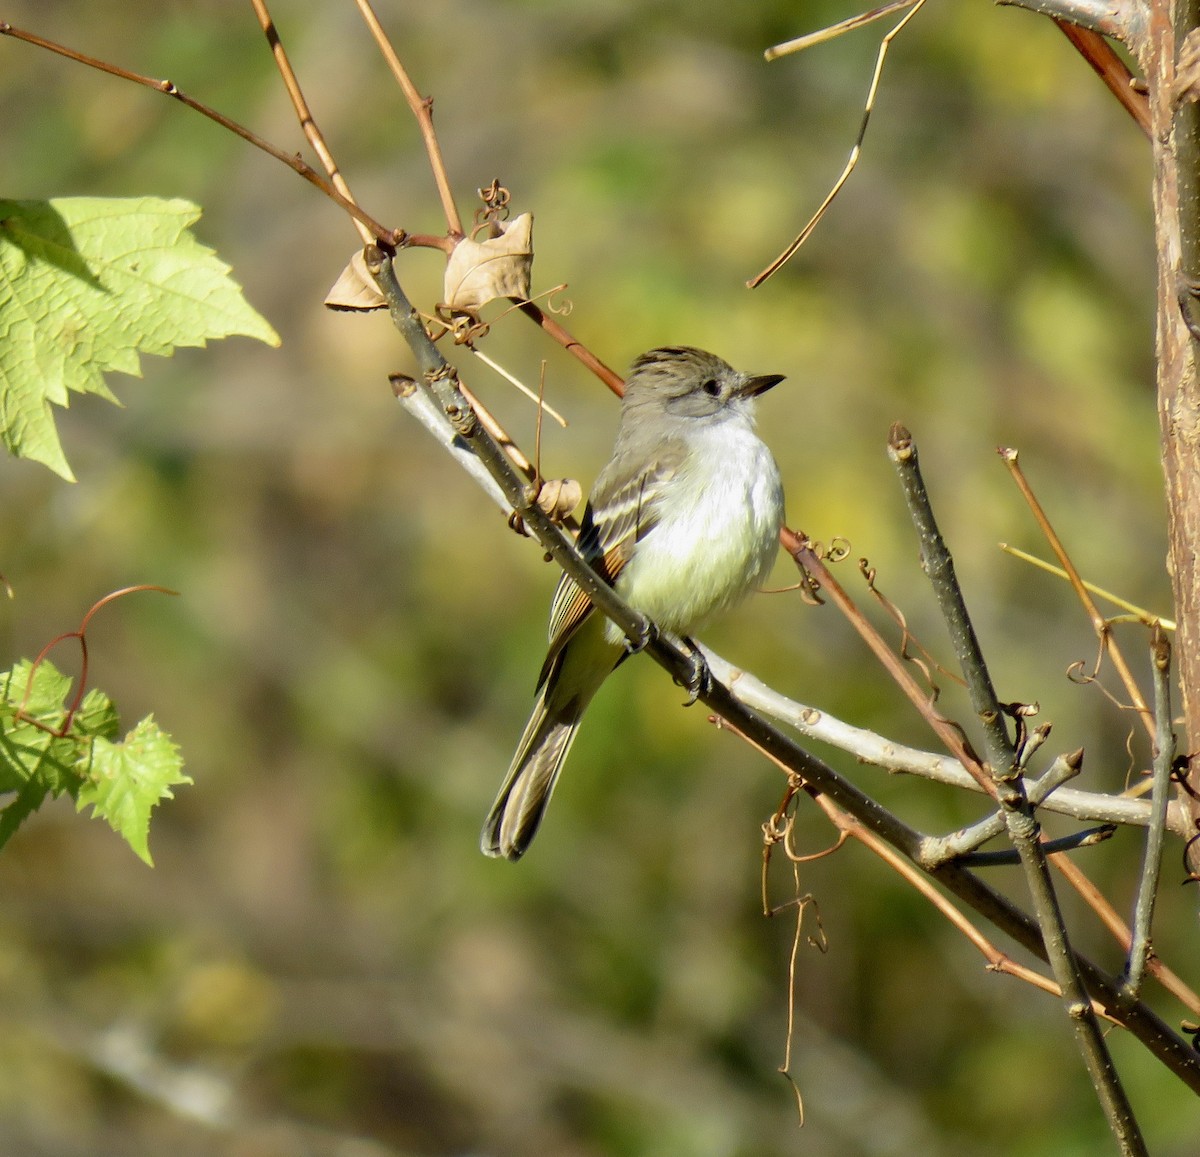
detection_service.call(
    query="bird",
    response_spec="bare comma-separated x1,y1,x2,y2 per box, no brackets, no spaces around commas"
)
481,345,785,860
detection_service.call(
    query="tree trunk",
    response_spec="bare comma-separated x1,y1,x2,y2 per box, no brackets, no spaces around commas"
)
1151,0,1200,870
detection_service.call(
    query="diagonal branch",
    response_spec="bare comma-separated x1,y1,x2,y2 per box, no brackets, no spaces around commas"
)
351,0,463,237
888,425,1145,1153
1123,627,1177,994
0,21,394,244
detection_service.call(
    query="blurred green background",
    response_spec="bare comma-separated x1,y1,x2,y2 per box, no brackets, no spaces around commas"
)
0,1,1194,1154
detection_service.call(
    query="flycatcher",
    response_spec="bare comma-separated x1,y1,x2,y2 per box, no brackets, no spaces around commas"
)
482,345,785,860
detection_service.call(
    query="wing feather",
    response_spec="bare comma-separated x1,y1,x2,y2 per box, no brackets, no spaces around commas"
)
535,439,687,689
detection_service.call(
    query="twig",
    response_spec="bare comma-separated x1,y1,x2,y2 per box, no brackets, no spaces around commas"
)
1052,851,1200,1017
889,425,1016,773
919,752,1083,865
957,825,1116,866
1001,447,1155,739
1000,543,1175,629
763,1,921,60
514,300,626,397
1052,20,1152,138
1123,627,1176,995
749,0,926,288
350,0,463,237
782,529,996,795
470,348,569,427
702,646,1184,833
387,374,509,513
0,21,393,244
889,426,1145,1155
248,0,372,245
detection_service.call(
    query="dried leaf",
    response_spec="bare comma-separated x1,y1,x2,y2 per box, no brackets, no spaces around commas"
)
324,248,387,312
443,212,533,316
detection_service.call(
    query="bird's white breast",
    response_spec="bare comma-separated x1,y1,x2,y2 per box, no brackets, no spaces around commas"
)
611,417,784,640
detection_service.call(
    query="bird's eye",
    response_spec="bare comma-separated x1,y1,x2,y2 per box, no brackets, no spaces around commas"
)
701,378,721,397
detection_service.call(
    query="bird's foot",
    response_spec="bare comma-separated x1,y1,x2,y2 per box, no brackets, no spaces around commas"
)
676,636,711,705
625,618,658,656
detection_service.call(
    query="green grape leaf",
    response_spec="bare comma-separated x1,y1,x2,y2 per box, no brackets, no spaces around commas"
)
0,196,280,479
1,659,189,863
75,716,189,866
0,659,84,796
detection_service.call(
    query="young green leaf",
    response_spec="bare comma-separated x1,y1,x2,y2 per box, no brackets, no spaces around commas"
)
75,716,188,867
1,659,189,863
0,196,280,479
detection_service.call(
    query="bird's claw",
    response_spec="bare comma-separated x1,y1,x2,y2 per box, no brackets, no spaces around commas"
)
626,618,658,656
676,636,711,705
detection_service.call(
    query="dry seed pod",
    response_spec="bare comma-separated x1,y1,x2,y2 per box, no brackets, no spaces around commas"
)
535,477,582,523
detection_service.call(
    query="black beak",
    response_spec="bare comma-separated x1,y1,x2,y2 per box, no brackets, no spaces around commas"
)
738,373,785,398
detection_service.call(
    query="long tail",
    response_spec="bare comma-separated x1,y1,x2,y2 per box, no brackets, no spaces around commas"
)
482,623,621,860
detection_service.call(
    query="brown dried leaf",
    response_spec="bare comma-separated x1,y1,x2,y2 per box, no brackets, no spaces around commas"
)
324,249,388,312
443,212,533,316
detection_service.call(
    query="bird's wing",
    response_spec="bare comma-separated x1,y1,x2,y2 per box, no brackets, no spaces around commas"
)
535,439,687,690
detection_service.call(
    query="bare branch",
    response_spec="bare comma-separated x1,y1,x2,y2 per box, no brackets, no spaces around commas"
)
0,21,394,243
1052,20,1153,136
889,426,1145,1154
703,647,1185,833
248,0,372,244
1001,447,1155,739
994,0,1149,51
351,0,463,237
1123,627,1176,994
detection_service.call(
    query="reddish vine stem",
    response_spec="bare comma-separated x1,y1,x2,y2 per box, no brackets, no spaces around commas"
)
351,0,463,237
0,20,395,245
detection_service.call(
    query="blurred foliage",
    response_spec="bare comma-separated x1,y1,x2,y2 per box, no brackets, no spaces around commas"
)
0,1,1195,1155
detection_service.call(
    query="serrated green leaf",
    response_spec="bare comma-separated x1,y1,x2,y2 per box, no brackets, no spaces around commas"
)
0,780,49,854
0,196,281,479
75,715,189,866
0,659,83,796
72,687,121,742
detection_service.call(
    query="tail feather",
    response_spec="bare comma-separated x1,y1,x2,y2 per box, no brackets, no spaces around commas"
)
483,620,622,860
481,688,585,860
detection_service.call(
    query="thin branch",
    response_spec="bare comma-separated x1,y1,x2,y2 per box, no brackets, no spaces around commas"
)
957,825,1116,866
889,425,1016,773
782,530,996,795
351,0,463,237
763,1,921,60
248,0,372,244
889,426,1145,1154
920,753,1083,865
1000,543,1175,628
702,646,1184,833
1001,447,1155,739
0,21,393,244
1123,627,1176,994
994,0,1150,55
749,0,926,288
1052,19,1153,137
514,300,626,397
387,374,509,513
